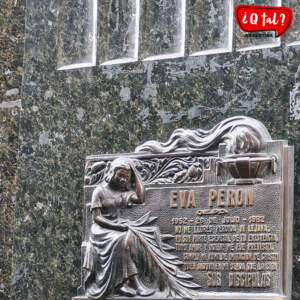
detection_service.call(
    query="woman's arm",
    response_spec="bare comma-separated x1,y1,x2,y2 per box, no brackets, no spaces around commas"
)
92,208,127,231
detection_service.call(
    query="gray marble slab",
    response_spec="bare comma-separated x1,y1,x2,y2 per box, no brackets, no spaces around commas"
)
5,0,300,299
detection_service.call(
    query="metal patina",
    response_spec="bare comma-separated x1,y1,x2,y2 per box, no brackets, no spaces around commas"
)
73,116,293,300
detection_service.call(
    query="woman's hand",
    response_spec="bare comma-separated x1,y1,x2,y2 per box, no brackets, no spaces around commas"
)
129,192,141,204
118,220,128,231
93,211,129,231
118,224,128,231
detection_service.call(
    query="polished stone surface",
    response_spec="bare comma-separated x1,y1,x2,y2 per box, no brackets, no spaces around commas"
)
0,1,25,299
0,107,20,299
0,0,25,103
1,0,300,299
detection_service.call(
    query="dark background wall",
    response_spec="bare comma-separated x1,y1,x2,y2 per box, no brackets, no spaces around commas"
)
0,1,300,300
0,0,25,298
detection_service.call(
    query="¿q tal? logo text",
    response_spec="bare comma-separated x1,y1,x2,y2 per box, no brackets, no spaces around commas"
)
235,5,293,37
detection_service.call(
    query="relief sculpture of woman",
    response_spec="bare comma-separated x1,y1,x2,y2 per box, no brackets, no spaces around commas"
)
83,158,154,298
83,158,200,299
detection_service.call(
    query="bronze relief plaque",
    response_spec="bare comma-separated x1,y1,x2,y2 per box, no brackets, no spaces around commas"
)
74,117,293,300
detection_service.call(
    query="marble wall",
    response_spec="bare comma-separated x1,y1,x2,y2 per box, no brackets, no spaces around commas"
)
0,0,25,298
1,0,300,299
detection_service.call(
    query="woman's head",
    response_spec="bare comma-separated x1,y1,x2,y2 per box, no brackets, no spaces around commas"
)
105,158,133,189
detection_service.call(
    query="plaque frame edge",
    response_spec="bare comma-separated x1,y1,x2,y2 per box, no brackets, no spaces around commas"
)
282,145,294,300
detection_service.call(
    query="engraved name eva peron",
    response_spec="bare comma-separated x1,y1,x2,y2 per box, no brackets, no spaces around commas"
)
74,116,293,300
